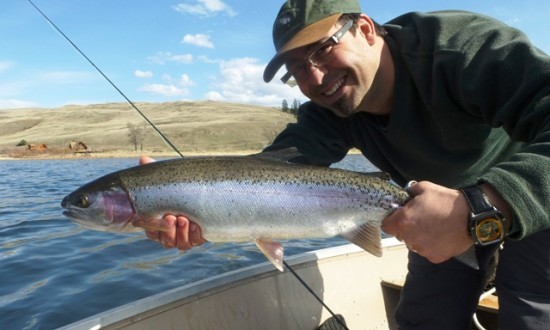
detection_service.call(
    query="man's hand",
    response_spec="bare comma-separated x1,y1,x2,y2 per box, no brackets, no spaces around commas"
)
144,214,206,250
139,156,207,250
381,181,474,263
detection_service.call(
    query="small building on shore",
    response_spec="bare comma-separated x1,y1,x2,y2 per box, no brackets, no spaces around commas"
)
68,141,90,152
27,143,48,151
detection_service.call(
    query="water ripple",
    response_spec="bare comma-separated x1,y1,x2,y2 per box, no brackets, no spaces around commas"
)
0,155,376,329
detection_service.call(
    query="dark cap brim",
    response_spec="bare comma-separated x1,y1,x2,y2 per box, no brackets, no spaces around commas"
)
263,14,342,83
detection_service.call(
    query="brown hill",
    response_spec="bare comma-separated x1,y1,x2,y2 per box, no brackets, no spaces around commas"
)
0,101,296,158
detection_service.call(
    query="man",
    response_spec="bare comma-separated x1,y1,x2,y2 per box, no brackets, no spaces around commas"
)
144,0,550,328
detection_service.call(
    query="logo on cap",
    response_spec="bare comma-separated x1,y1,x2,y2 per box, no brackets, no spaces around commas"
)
276,9,295,29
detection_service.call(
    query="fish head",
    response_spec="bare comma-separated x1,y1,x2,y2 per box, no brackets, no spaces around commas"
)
61,174,137,232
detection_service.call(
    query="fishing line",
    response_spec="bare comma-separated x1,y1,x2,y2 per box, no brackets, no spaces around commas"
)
29,0,348,326
27,0,184,158
284,260,350,330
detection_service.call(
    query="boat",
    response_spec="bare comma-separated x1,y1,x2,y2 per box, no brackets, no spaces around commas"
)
57,238,498,329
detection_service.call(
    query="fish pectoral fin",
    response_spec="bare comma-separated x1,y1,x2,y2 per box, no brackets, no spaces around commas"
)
255,238,284,272
340,222,383,257
131,218,171,232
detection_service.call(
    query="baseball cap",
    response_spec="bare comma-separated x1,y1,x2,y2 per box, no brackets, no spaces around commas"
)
263,0,362,83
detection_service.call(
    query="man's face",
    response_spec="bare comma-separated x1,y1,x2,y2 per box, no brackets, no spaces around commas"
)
283,18,381,118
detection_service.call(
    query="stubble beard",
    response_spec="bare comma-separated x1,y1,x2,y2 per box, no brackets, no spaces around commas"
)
330,92,358,118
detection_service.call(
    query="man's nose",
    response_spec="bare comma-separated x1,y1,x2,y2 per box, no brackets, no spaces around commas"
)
305,63,328,85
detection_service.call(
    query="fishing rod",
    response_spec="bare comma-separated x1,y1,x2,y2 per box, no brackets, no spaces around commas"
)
27,0,183,158
28,1,348,328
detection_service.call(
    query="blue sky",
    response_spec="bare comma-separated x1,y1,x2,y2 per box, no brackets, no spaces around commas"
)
1,0,548,109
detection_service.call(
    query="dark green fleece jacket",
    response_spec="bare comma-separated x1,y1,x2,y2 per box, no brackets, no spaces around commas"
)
266,11,550,239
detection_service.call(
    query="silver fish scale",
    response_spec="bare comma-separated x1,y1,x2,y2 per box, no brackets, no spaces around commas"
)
118,156,409,241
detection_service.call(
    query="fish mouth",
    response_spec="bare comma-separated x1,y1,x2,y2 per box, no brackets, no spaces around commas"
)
62,209,97,229
62,208,95,225
62,208,86,221
62,209,75,219
62,208,127,232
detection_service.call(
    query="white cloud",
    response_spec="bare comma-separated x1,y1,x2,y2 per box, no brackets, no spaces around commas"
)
0,81,24,97
205,57,305,106
138,74,195,97
182,34,214,49
0,99,39,109
147,52,194,65
37,71,95,84
171,54,195,63
196,55,220,64
0,61,14,72
139,84,187,96
204,91,223,101
505,17,521,26
176,74,194,88
173,0,237,17
134,70,153,78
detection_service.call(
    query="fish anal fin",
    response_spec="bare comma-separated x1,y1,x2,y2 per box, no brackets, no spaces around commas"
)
255,238,284,272
340,222,383,257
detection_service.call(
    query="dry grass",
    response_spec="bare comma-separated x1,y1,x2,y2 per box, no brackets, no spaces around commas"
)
0,101,296,159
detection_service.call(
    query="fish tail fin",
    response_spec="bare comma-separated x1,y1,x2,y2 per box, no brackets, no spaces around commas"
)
255,238,284,272
340,222,383,257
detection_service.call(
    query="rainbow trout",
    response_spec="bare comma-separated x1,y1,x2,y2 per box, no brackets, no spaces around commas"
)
61,150,410,271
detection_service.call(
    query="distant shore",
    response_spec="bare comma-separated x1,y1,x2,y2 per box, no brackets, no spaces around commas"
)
0,101,297,161
0,148,263,161
0,147,362,161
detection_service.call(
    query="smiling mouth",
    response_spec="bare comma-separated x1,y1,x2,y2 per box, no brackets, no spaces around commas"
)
324,78,345,97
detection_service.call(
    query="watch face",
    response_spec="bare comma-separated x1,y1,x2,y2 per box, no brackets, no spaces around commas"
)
476,218,503,243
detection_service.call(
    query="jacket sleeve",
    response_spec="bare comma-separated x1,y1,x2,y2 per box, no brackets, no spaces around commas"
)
456,16,550,238
264,102,351,167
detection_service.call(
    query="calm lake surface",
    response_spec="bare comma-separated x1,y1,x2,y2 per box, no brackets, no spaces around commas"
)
0,155,377,329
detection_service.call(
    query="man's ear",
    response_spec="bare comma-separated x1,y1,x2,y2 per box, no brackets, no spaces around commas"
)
356,14,377,45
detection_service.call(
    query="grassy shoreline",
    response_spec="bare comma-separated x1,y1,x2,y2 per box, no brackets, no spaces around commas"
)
0,148,362,161
0,148,263,161
0,101,297,161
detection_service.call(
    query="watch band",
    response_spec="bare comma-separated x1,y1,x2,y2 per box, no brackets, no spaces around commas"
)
460,185,492,214
461,184,508,245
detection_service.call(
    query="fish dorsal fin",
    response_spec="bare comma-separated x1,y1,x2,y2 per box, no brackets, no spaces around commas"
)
253,147,303,163
340,222,383,257
255,238,284,271
365,171,392,181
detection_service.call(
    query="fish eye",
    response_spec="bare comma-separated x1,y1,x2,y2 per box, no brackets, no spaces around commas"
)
75,194,90,208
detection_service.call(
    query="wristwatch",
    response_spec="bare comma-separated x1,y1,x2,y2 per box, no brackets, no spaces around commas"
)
460,184,508,246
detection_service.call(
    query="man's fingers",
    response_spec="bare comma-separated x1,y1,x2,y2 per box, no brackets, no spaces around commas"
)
175,216,193,250
189,222,207,246
381,208,401,236
145,214,205,250
145,229,160,242
159,215,177,248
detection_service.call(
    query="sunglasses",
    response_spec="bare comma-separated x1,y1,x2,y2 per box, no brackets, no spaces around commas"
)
281,19,354,86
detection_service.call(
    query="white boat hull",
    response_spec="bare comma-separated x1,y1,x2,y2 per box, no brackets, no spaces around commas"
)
58,238,497,329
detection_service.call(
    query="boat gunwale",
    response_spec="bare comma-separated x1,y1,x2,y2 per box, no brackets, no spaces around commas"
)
57,238,404,330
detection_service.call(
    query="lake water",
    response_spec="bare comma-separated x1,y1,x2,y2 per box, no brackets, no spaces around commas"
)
0,154,377,329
